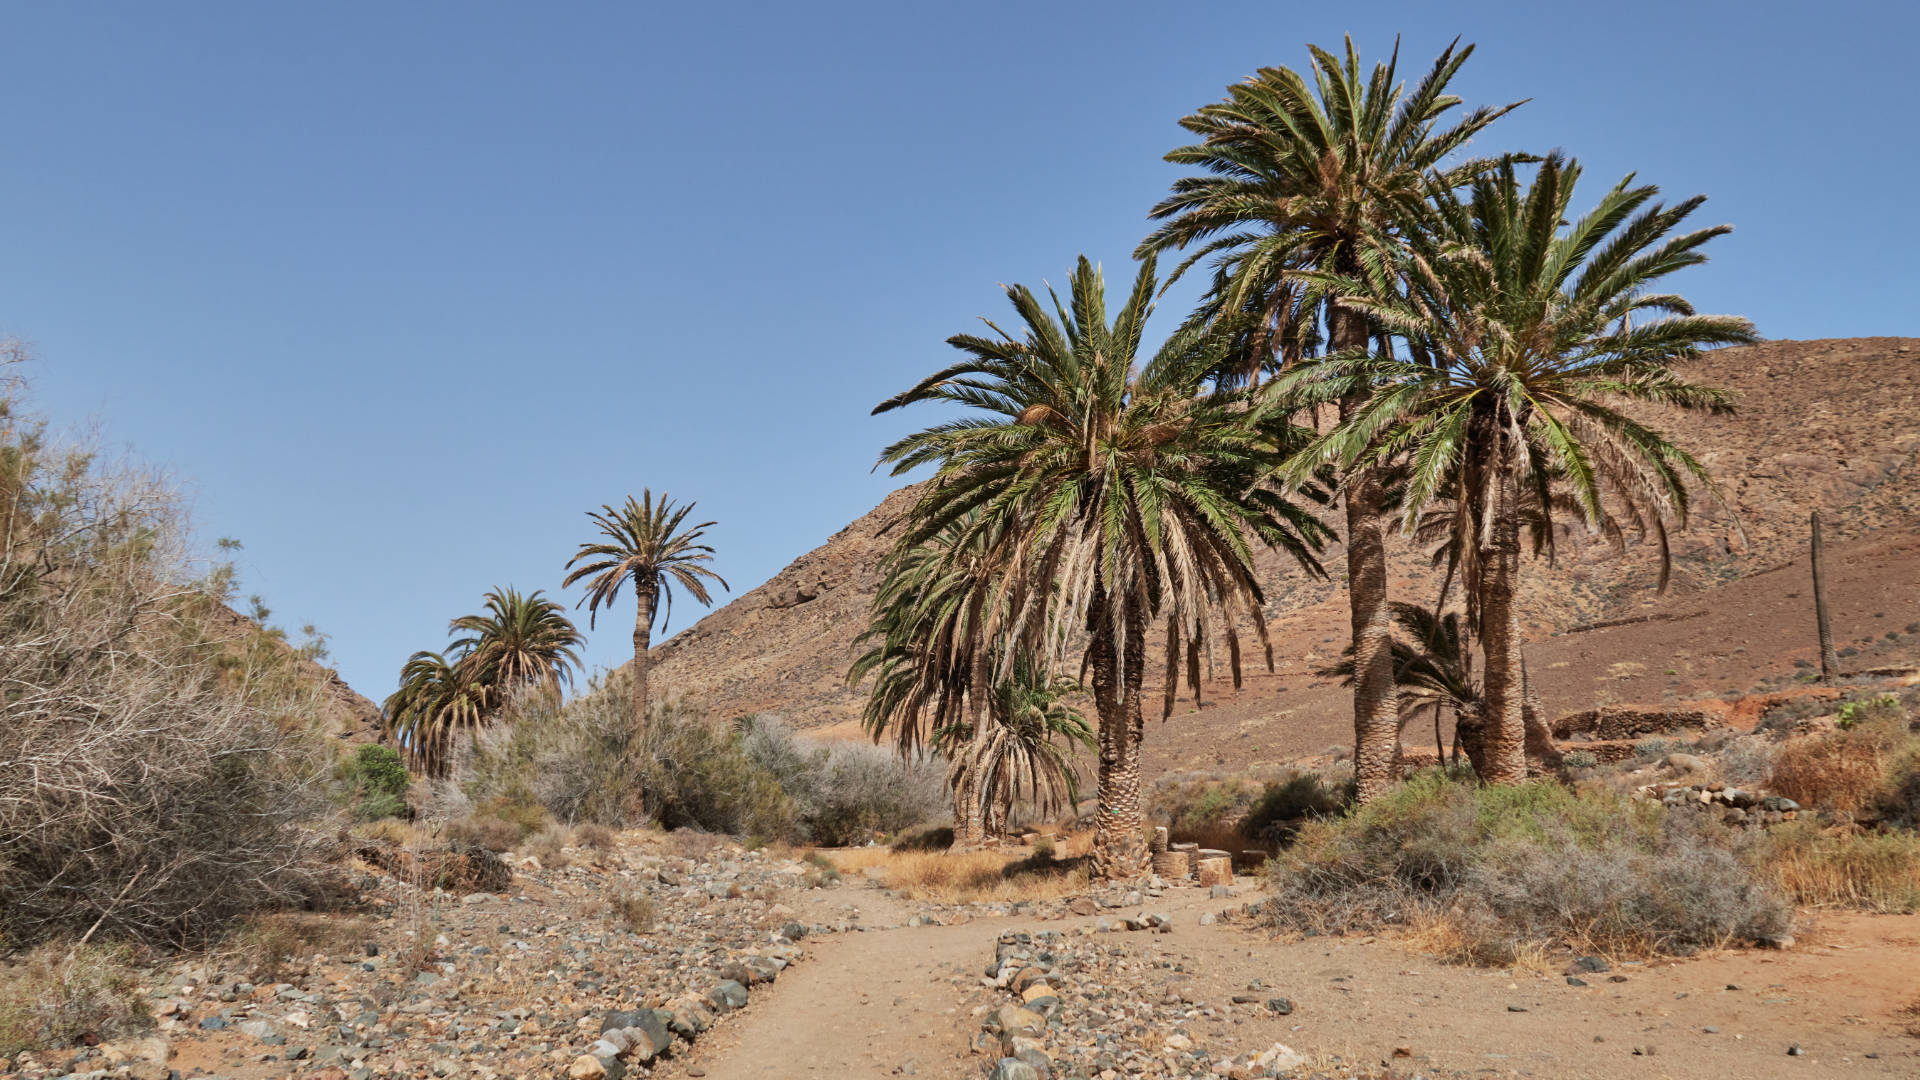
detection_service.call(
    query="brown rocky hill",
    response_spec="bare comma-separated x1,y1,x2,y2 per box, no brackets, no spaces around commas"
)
649,336,1920,755
205,601,385,745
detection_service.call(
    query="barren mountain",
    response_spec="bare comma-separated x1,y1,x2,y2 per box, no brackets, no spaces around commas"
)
649,337,1920,758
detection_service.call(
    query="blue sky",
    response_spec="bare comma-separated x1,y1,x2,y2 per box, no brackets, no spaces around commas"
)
3,1,1914,698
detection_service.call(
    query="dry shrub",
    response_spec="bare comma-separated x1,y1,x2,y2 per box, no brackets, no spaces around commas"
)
0,374,334,949
1264,767,1790,963
1768,720,1905,813
666,828,728,861
220,912,372,982
574,823,617,850
606,891,655,933
738,716,948,846
521,823,573,868
356,840,511,894
446,816,521,853
0,943,150,1055
1763,822,1920,913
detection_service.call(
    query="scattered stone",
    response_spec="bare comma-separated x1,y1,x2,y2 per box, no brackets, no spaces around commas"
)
1265,998,1294,1016
1568,955,1610,974
1787,1043,1805,1056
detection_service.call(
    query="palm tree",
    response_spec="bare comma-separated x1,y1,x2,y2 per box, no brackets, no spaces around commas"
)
1325,601,1478,766
1136,38,1522,804
563,492,728,739
383,649,487,777
449,586,584,700
849,515,1010,845
942,659,1094,836
1282,153,1754,782
875,255,1327,878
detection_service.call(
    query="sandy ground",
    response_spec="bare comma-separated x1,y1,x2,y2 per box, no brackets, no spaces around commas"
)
681,883,1920,1080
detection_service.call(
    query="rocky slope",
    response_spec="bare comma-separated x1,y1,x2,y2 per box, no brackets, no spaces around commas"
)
648,337,1920,746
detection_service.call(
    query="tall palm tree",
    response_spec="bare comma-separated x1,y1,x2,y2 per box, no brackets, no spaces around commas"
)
1136,39,1522,803
563,492,728,739
449,586,584,700
849,515,1010,845
875,255,1327,877
1282,154,1754,781
383,649,487,777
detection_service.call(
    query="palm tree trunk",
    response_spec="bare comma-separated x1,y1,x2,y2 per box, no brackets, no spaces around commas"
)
631,587,655,744
1520,656,1561,774
955,649,991,846
1331,304,1399,803
1476,438,1527,784
1089,587,1148,880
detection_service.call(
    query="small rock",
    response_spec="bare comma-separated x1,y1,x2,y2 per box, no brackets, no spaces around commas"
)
1566,977,1588,987
1507,1004,1528,1012
1787,1043,1805,1056
1568,956,1610,974
1265,998,1294,1016
1068,897,1098,917
990,1057,1042,1080
568,1055,609,1079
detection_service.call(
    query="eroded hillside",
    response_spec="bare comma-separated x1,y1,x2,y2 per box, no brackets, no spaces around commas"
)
647,337,1920,753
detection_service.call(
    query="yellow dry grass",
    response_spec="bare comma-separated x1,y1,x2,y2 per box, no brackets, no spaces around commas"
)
821,835,1092,904
1765,825,1920,913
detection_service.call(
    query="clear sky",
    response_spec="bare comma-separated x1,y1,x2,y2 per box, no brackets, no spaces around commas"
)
4,1,1914,699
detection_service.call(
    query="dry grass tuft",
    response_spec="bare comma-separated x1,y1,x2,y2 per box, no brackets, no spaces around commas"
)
606,890,655,933
1764,823,1920,913
0,943,151,1055
1768,724,1899,813
219,911,373,981
824,836,1091,904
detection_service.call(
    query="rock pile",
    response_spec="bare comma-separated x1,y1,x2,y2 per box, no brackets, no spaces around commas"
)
1633,781,1801,826
976,930,1312,1079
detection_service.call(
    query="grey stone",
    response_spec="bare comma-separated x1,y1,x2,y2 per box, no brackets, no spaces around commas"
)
237,1020,276,1041
1265,997,1294,1016
1568,955,1610,974
707,980,749,1012
990,1056,1042,1080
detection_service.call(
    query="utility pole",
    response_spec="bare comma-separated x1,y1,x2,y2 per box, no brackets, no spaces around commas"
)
1811,510,1839,681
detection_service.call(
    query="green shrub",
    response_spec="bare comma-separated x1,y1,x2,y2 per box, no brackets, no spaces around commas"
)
338,744,411,821
1561,749,1599,771
1264,767,1790,961
1838,693,1904,730
0,943,150,1055
1153,770,1343,851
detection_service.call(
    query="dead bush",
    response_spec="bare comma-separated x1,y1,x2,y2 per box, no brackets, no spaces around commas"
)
356,840,512,894
0,943,150,1055
446,816,521,854
606,891,656,933
0,376,334,949
1764,822,1920,913
574,824,617,850
1767,720,1906,813
1263,767,1790,962
521,823,573,868
219,912,372,982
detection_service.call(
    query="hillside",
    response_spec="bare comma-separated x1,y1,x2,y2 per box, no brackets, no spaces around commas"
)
648,337,1920,758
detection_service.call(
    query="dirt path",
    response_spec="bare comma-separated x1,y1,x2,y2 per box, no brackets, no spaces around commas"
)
678,878,1920,1080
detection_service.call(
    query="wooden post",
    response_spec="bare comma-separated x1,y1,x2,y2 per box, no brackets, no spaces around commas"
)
1812,510,1840,681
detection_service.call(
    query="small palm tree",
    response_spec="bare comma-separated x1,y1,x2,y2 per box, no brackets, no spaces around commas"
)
849,515,1010,845
1325,601,1478,766
383,649,487,777
942,659,1094,836
563,491,728,739
449,586,584,700
875,255,1327,877
1138,39,1522,804
1283,154,1755,781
